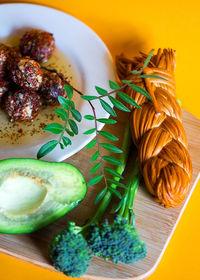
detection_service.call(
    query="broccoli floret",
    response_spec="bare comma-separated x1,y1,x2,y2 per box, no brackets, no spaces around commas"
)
87,216,146,264
49,222,91,277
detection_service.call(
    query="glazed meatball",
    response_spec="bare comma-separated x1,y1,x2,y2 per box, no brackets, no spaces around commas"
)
39,70,67,105
6,48,21,72
20,29,55,62
4,89,41,122
0,77,11,104
10,57,43,90
0,43,16,77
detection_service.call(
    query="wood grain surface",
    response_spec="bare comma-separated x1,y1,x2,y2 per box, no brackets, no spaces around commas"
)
0,109,199,280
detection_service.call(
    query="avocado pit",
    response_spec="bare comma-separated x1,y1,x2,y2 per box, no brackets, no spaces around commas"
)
0,173,47,215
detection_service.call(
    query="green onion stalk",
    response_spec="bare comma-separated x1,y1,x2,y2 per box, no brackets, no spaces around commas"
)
49,122,146,277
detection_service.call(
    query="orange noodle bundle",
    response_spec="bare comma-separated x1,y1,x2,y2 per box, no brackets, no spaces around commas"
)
116,49,192,207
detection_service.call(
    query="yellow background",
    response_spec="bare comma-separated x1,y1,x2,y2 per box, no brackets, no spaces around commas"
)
0,0,200,279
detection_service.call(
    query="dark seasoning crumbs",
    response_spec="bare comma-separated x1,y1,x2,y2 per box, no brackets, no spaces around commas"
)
0,104,63,144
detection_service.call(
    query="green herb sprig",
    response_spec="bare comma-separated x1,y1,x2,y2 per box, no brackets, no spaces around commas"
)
38,50,166,202
37,85,81,159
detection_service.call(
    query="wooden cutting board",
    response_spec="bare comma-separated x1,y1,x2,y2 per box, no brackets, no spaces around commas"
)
0,108,199,280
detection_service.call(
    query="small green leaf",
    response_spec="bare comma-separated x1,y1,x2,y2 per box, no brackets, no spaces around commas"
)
102,155,122,166
59,143,64,150
81,95,98,101
62,136,72,146
112,196,126,213
37,140,58,159
71,108,82,122
100,143,123,153
84,115,95,120
64,84,73,100
90,150,99,162
54,108,68,121
68,119,78,135
117,91,141,108
59,98,72,107
128,84,153,101
85,139,97,149
140,74,167,80
44,123,63,134
58,96,70,110
108,187,122,199
88,174,103,186
94,187,107,204
89,162,101,174
95,86,108,96
104,167,123,179
97,118,117,124
109,80,119,90
107,178,127,189
99,131,118,141
65,128,74,136
100,99,116,117
131,70,141,75
67,100,75,109
83,128,96,135
108,96,130,112
142,49,154,70
121,79,133,83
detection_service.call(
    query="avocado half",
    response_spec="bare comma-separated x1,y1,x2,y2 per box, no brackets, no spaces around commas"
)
0,158,87,234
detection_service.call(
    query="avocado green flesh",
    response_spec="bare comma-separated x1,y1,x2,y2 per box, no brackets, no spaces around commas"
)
0,159,87,234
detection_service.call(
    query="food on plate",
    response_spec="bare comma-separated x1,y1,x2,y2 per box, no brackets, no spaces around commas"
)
4,89,41,122
39,70,66,105
0,158,87,234
50,123,146,277
20,29,55,62
10,56,43,90
6,49,21,72
116,48,192,207
0,43,14,77
0,77,11,102
0,28,70,123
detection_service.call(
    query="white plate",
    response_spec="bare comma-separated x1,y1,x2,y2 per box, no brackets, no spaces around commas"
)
0,3,116,162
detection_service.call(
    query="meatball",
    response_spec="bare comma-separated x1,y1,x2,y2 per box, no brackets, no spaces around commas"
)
0,43,16,77
6,48,21,72
39,70,67,105
4,89,41,122
11,57,43,90
0,77,11,97
0,77,11,104
20,29,55,62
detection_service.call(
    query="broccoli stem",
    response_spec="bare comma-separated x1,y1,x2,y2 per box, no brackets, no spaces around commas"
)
119,159,141,224
128,162,141,210
82,121,132,230
86,157,146,265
